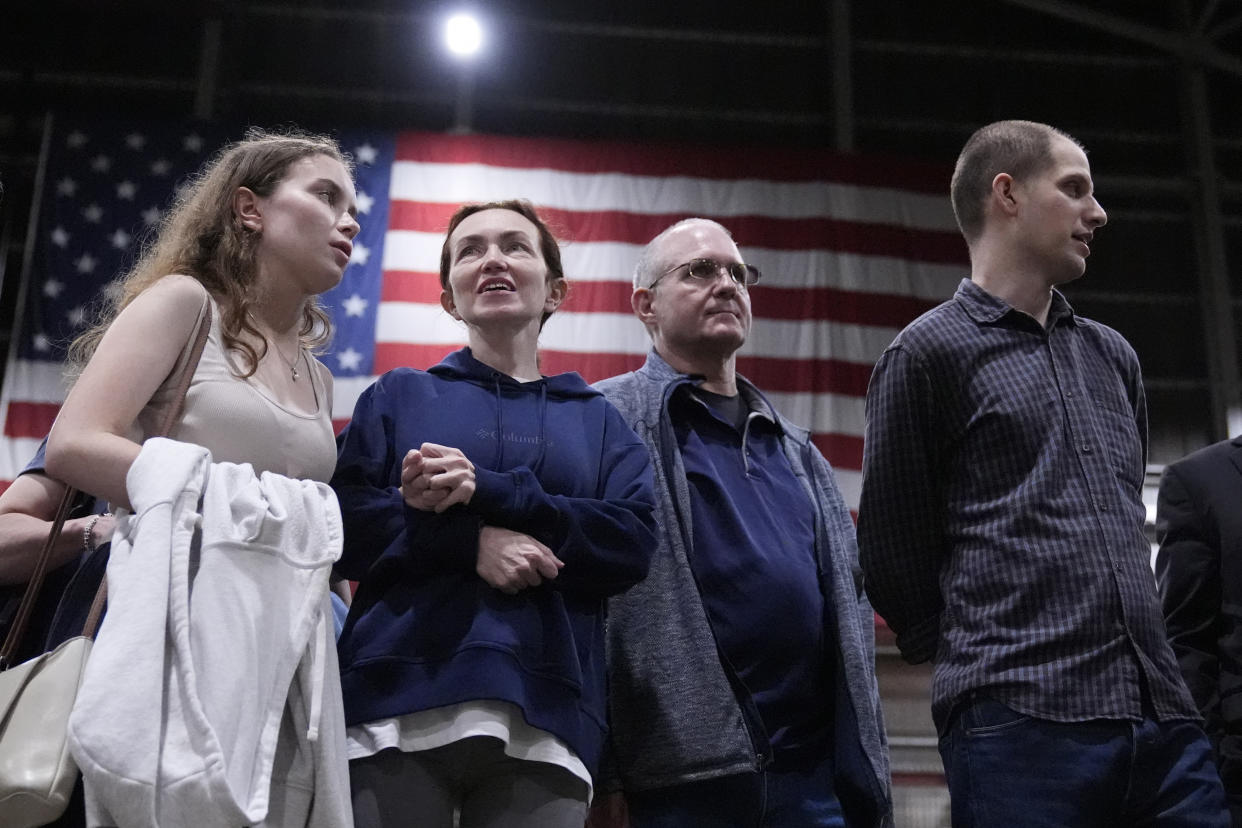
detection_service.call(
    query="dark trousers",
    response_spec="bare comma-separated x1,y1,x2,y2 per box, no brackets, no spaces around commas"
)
939,697,1230,827
349,737,589,828
626,753,844,828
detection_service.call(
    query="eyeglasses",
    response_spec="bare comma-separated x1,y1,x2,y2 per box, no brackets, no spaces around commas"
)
648,258,761,290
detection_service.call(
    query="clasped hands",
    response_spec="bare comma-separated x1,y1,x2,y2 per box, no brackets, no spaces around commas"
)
402,443,563,594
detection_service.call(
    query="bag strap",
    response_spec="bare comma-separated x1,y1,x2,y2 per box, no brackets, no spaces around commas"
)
152,293,213,437
0,485,76,668
0,293,213,669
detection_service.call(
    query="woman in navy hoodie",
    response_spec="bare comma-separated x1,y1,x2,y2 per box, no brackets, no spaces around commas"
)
331,200,656,828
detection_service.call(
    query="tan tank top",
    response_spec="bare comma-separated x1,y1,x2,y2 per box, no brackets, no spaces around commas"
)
137,295,337,483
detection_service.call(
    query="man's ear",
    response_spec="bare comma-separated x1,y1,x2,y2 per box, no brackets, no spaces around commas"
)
440,288,462,321
991,173,1019,218
234,186,263,231
632,288,656,326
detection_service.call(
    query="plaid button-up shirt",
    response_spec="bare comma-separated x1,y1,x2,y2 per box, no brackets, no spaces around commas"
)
858,279,1197,733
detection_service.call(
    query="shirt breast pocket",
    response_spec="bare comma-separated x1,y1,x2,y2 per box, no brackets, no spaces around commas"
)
1090,392,1143,490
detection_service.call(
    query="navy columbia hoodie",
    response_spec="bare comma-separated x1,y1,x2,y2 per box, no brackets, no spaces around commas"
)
330,347,656,775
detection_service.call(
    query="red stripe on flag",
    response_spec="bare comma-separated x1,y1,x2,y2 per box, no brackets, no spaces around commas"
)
372,343,465,374
555,281,936,329
4,401,60,439
375,345,876,394
537,351,647,383
735,355,875,397
394,131,952,193
381,271,444,304
382,273,936,330
387,202,967,265
811,433,865,470
754,286,936,328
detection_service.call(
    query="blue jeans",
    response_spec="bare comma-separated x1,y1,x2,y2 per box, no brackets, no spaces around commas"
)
626,755,844,828
939,697,1230,827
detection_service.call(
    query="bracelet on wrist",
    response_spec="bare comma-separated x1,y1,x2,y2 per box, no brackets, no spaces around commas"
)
83,512,113,554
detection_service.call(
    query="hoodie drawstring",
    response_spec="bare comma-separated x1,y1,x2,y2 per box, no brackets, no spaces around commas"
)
300,601,329,742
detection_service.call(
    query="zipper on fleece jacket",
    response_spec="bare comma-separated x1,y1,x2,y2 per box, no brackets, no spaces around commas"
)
656,379,773,772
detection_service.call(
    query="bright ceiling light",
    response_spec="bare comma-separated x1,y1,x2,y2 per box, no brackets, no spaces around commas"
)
445,13,483,57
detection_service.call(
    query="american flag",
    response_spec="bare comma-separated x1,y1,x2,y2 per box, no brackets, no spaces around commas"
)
0,119,968,507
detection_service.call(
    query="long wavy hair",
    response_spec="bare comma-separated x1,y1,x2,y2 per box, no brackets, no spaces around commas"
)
68,127,353,376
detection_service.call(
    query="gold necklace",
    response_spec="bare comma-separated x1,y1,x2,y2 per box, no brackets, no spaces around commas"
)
270,339,303,381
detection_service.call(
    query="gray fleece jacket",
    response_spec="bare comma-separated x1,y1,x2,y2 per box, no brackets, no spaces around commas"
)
596,350,892,828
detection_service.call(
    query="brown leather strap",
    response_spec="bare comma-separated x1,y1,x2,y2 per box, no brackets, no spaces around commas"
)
155,293,212,437
81,578,108,639
0,485,77,669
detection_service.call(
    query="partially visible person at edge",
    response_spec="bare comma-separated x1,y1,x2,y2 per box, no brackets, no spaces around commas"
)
330,199,656,828
46,128,361,827
1155,435,1242,824
592,217,892,828
0,440,113,664
857,119,1229,826
0,161,113,828
0,441,113,828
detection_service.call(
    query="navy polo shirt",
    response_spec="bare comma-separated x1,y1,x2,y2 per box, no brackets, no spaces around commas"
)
671,385,832,768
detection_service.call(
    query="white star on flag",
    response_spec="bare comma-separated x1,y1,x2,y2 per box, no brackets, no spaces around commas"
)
150,159,172,176
32,333,51,352
50,227,70,248
355,143,379,165
56,177,77,197
43,279,64,298
336,347,363,372
67,306,87,328
350,241,371,266
342,294,369,317
110,228,132,249
141,206,162,225
90,155,111,173
82,204,103,224
116,180,137,200
183,133,204,152
74,253,97,274
125,133,146,150
66,131,88,148
356,191,375,214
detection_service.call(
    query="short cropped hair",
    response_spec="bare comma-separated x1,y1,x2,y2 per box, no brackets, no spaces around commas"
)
439,199,566,329
632,217,735,290
950,120,1082,242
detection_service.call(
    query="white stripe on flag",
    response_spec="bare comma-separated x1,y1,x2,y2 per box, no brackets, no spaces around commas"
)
390,162,958,231
382,230,964,300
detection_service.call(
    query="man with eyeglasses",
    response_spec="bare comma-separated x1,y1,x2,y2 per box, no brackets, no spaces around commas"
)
592,218,892,828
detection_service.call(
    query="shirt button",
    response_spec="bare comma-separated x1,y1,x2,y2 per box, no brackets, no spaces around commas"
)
1099,504,1109,512
1080,444,1092,453
1066,391,1075,399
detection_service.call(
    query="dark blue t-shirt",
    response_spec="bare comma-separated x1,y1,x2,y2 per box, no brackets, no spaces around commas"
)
672,385,832,769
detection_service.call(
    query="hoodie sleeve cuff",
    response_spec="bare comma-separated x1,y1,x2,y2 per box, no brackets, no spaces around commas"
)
470,466,519,521
403,503,484,570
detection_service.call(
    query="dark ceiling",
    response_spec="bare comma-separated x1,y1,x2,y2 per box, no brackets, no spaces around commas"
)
2,0,1241,457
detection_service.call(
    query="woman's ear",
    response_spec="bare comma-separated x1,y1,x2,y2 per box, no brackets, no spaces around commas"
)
544,277,567,313
233,186,263,232
440,288,462,321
